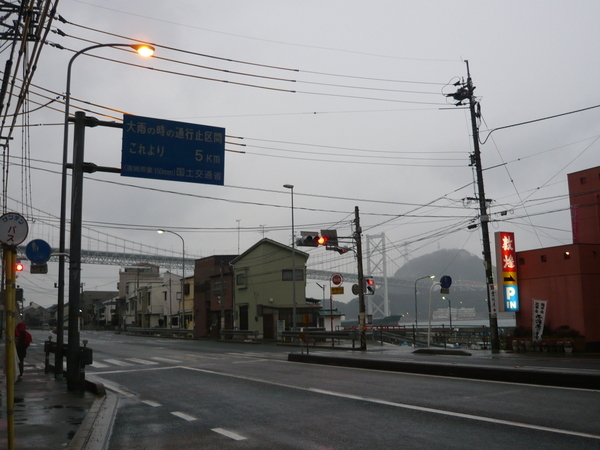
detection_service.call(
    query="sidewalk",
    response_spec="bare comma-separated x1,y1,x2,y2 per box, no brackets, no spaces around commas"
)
0,340,102,450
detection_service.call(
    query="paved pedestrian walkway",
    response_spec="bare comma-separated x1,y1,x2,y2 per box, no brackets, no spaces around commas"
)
0,340,99,450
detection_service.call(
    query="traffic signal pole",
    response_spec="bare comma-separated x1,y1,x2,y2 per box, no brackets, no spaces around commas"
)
4,245,17,449
354,206,367,350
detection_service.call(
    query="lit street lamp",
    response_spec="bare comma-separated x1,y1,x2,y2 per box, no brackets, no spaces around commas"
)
158,229,185,329
58,42,154,386
283,184,296,331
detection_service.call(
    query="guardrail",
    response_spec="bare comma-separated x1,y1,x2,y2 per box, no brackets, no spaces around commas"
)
125,327,194,338
280,330,359,353
219,329,259,341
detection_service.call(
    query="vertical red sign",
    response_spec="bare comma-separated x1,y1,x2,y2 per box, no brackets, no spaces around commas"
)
500,232,517,276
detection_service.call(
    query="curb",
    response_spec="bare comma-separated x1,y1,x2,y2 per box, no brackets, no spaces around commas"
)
66,378,113,450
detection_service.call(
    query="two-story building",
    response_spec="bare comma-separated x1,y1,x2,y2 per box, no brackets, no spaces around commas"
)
231,238,321,339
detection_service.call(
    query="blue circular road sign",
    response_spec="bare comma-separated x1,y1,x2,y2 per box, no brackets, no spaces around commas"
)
440,275,453,289
25,239,52,264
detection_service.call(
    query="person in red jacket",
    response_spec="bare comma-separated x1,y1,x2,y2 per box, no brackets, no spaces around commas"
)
15,322,32,377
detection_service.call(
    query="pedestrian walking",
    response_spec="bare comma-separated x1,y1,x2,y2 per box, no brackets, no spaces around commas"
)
15,322,32,377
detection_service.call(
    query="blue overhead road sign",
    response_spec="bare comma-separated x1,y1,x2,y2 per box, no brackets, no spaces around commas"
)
121,114,225,185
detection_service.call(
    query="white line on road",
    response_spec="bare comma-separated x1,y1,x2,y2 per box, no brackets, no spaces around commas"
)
183,366,600,441
151,357,181,363
141,400,161,407
171,411,197,421
125,358,159,365
103,359,134,366
232,359,268,364
212,428,247,441
90,361,111,368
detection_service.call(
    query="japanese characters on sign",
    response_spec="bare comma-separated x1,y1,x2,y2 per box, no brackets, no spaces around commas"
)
532,299,547,341
121,114,225,186
495,231,520,312
0,212,29,246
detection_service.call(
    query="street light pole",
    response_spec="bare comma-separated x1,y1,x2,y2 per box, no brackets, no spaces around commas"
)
158,230,185,329
57,42,154,381
414,275,434,333
283,184,296,331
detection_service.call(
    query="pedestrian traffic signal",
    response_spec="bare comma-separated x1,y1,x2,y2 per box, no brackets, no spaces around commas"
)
364,277,375,295
15,261,24,272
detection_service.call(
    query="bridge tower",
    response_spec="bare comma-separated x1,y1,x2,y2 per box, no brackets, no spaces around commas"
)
365,233,390,319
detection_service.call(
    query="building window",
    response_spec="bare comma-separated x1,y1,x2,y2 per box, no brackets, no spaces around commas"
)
282,269,304,281
518,257,525,265
213,280,226,295
236,272,246,287
580,176,587,185
541,255,547,263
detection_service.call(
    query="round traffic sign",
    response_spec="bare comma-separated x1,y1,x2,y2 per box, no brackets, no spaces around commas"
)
331,273,343,286
0,212,29,246
440,275,453,289
26,239,52,264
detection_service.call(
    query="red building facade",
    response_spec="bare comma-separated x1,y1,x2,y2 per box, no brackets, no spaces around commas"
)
515,166,600,348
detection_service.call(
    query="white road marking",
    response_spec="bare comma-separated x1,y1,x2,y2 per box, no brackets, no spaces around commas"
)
212,428,247,441
126,358,159,365
95,379,136,397
232,359,268,364
171,411,197,421
183,366,600,441
90,361,110,368
103,359,134,366
151,357,181,363
141,400,161,407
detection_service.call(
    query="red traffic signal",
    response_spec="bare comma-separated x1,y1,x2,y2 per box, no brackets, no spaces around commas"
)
364,277,375,295
317,236,328,246
15,262,24,272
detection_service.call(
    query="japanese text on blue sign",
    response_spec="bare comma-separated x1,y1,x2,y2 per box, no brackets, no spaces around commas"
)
121,114,225,185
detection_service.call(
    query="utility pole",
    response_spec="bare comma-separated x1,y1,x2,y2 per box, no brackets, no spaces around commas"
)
448,61,500,353
354,206,367,350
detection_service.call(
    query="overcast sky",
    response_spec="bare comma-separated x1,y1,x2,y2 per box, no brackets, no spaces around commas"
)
6,1,600,307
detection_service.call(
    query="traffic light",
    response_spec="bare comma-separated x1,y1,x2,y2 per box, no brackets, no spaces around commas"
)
15,261,24,272
364,277,375,295
296,233,320,247
296,232,329,247
320,229,338,249
334,246,351,255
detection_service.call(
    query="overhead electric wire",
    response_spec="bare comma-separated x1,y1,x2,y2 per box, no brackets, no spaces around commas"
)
52,21,452,102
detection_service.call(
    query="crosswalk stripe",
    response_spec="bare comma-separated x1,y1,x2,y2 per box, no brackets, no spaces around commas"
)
90,361,110,368
151,357,181,363
103,359,134,366
125,358,159,365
